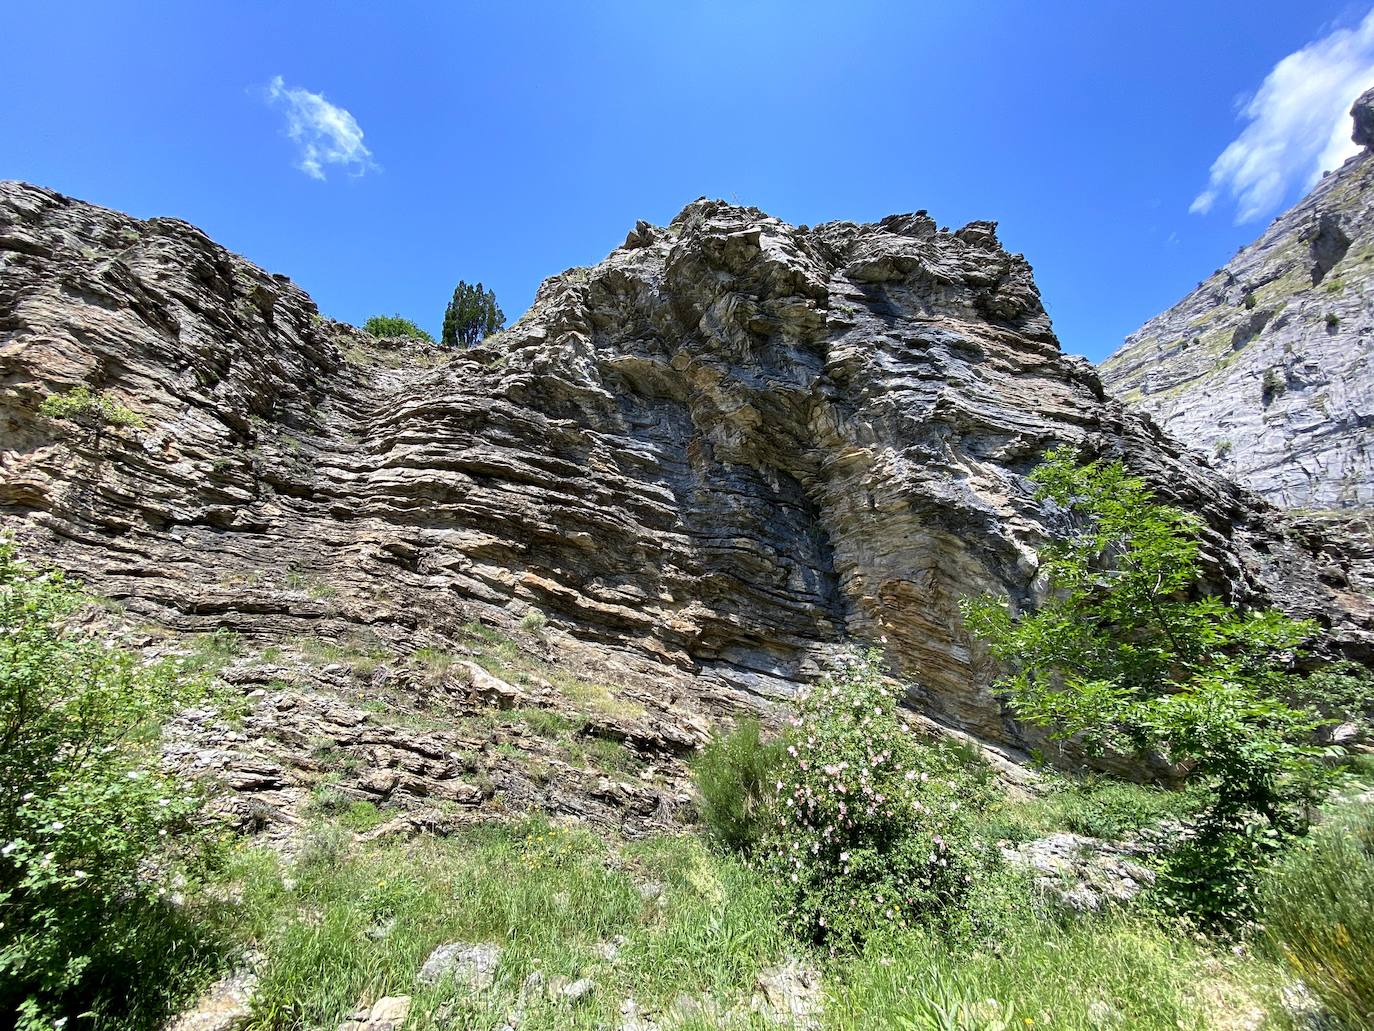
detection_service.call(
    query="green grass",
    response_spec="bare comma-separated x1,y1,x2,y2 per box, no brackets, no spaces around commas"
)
827,914,1265,1030
976,773,1206,843
229,820,784,1031
205,812,1313,1031
459,623,646,721
1260,802,1374,1027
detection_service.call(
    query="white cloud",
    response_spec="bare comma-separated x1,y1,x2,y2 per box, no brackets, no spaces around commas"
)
1191,10,1374,222
265,75,376,181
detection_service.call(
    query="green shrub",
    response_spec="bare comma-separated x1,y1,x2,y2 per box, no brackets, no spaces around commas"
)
765,651,1000,950
691,718,784,854
962,448,1333,928
1289,659,1374,735
38,385,144,434
361,314,435,343
1259,806,1374,1026
0,541,220,1029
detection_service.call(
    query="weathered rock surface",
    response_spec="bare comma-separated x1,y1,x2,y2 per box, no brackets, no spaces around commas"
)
2,179,1372,785
1004,831,1158,912
1101,90,1374,510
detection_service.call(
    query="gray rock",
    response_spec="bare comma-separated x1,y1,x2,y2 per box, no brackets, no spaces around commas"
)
2,179,1370,781
416,942,501,989
1353,87,1374,150
752,958,822,1028
165,953,262,1031
337,996,411,1031
1004,831,1157,912
1102,89,1374,512
560,977,596,1004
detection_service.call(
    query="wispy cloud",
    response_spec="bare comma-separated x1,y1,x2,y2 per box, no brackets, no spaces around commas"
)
265,75,376,181
1191,10,1374,223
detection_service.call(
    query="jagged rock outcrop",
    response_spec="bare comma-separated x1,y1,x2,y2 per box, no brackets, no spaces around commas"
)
1101,90,1374,510
3,180,1372,775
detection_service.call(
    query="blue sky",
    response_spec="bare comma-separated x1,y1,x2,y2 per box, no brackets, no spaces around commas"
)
4,2,1373,361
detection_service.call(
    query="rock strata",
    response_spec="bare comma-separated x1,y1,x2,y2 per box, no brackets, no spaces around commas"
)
1102,90,1374,510
2,180,1371,780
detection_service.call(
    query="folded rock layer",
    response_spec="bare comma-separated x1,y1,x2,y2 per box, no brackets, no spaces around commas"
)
2,182,1370,750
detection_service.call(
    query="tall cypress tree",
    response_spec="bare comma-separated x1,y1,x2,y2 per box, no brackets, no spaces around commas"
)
442,281,505,348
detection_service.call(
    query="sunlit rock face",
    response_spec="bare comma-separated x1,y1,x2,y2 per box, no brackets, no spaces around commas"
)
3,181,1370,752
1102,91,1374,512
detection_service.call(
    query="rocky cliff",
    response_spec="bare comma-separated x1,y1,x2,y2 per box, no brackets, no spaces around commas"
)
3,182,1372,829
1101,90,1374,511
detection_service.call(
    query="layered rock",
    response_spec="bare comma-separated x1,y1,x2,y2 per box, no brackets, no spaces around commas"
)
2,181,1371,769
1101,89,1374,510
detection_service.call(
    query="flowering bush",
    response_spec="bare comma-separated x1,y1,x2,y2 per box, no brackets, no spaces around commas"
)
766,650,999,950
0,541,219,1029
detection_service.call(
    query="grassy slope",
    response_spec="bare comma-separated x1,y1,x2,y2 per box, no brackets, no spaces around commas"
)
200,768,1374,1031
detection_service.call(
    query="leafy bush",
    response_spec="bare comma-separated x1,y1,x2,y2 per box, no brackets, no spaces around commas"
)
1260,806,1374,1026
692,718,784,854
38,385,144,434
962,448,1334,928
0,541,218,1029
1289,659,1374,737
765,651,1000,950
361,314,435,342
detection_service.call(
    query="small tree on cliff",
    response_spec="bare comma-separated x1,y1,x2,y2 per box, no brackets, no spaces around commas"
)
961,447,1344,927
441,281,505,348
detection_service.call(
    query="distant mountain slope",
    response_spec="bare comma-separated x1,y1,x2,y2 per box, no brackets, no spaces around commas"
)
1101,90,1374,510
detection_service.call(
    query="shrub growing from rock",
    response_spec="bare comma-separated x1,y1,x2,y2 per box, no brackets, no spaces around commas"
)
361,314,434,343
38,385,144,436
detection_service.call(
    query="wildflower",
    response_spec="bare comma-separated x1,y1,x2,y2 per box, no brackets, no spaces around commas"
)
49,821,64,832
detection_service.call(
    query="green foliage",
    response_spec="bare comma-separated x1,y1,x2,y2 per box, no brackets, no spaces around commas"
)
1261,367,1286,403
361,314,435,343
1289,659,1374,735
691,718,785,854
962,448,1333,927
0,541,220,1029
764,651,1001,950
38,385,144,433
979,774,1206,844
441,280,505,348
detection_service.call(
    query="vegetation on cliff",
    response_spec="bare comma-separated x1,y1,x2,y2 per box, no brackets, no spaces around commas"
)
362,315,435,343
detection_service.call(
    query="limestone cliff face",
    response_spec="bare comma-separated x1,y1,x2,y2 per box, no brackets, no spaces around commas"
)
3,182,1372,760
1101,90,1374,511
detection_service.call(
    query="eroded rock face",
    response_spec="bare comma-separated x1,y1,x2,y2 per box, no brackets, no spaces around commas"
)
1101,93,1374,510
2,181,1370,758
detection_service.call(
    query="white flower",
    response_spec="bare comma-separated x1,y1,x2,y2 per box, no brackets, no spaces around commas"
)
49,821,64,832
73,870,88,880
20,792,33,802
1,842,17,857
